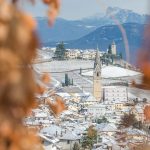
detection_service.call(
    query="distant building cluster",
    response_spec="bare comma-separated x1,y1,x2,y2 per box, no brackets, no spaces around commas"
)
64,41,130,68
65,41,117,60
64,42,135,69
65,49,103,60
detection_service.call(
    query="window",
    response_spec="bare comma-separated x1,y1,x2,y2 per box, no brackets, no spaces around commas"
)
97,72,99,77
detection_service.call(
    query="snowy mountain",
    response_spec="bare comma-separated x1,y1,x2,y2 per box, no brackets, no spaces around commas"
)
83,7,148,25
105,7,147,23
36,17,97,43
37,7,148,43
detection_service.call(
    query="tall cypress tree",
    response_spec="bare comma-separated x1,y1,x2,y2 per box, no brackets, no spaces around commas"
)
80,68,82,75
119,52,123,59
65,73,69,86
108,44,112,54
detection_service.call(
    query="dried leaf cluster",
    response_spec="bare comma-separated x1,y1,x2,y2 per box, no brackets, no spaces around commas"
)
144,105,150,121
132,24,150,89
87,125,97,139
131,24,150,122
42,0,60,25
46,96,67,116
138,24,150,71
134,143,150,150
0,0,61,150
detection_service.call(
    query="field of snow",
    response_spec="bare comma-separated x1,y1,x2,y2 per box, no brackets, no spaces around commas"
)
34,60,94,72
82,65,140,78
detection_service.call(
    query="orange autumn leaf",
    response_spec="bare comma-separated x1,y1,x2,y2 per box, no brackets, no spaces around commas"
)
137,24,150,90
41,73,51,84
0,121,13,138
42,0,52,4
0,0,60,150
36,84,47,95
144,105,150,121
42,0,60,9
87,125,97,138
22,14,37,31
46,96,66,116
47,6,58,26
141,62,150,84
42,0,60,25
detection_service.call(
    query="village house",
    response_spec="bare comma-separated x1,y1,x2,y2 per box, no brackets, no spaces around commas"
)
82,50,96,60
96,123,117,137
103,86,128,102
88,104,106,117
65,49,81,59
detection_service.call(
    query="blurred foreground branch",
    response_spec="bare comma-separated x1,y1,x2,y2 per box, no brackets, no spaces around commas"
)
0,0,60,150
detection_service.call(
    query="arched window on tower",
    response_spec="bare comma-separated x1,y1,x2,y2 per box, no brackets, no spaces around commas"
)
97,72,99,77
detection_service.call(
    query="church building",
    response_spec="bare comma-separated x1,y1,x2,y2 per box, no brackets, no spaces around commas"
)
93,48,102,101
111,41,117,55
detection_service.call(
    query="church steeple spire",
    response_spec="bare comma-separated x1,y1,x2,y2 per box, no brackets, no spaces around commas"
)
94,45,101,69
93,45,102,101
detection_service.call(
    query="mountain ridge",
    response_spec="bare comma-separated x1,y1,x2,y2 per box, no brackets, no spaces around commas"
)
36,7,148,43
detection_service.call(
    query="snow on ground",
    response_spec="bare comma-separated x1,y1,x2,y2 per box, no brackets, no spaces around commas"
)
34,60,94,72
82,65,140,78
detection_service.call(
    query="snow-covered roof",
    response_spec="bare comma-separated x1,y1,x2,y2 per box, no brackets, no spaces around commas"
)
103,86,126,89
59,131,81,140
34,112,48,118
101,136,128,150
38,133,59,144
122,107,130,113
40,125,62,136
96,123,117,132
128,93,137,99
55,92,71,98
124,128,147,136
88,104,106,109
73,93,90,97
61,110,73,115
86,95,97,101
135,106,144,114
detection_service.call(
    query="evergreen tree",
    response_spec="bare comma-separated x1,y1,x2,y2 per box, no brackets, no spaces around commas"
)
62,82,65,87
73,142,80,150
65,73,69,86
82,126,97,150
119,52,123,59
108,45,112,54
68,78,71,86
111,56,114,64
71,78,74,85
80,68,82,75
54,42,66,60
143,98,147,103
119,113,137,128
97,116,108,124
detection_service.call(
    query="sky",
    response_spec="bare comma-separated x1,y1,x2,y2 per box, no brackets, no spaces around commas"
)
22,0,149,20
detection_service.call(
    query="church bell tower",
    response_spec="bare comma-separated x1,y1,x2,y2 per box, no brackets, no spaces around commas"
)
93,47,102,101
